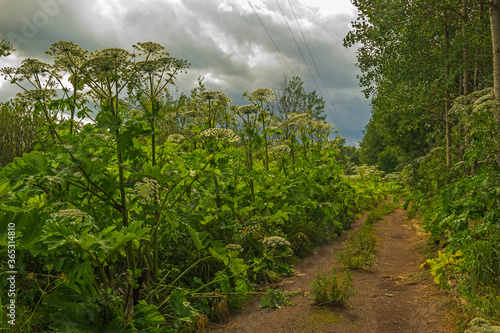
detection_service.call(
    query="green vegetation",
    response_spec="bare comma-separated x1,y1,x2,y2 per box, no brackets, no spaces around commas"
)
346,0,500,326
310,268,355,306
366,202,398,225
336,224,376,269
336,202,398,270
0,37,396,331
259,288,292,309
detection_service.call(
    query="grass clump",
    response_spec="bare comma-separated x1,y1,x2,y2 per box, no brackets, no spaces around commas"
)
310,268,356,306
366,201,399,225
336,224,376,269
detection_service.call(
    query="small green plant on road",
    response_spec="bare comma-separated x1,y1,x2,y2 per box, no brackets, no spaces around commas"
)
310,269,356,306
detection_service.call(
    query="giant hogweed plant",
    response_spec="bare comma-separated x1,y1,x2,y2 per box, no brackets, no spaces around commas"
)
0,41,191,329
0,41,378,331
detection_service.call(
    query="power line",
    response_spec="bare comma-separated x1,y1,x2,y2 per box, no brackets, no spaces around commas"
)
276,0,344,140
287,0,355,146
247,0,295,77
248,0,355,146
275,0,320,95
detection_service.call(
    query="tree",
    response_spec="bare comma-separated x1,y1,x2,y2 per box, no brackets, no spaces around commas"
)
272,75,326,123
346,0,492,168
491,0,500,107
0,101,41,167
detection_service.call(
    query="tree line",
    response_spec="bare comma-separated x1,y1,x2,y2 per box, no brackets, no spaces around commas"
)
346,0,500,327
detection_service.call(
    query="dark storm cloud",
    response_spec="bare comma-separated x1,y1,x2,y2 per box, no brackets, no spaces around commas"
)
0,0,369,144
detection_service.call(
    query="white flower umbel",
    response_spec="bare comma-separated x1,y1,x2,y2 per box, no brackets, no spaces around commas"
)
167,134,185,143
133,178,160,204
247,88,276,103
200,128,240,142
262,236,293,257
47,209,91,224
262,236,291,248
270,145,291,155
226,244,243,253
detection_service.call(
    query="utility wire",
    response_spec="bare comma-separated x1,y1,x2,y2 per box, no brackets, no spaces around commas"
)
287,0,355,146
275,0,320,98
276,0,342,137
248,0,355,146
247,0,295,77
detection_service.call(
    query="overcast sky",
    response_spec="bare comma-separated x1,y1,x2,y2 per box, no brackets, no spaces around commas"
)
0,0,369,145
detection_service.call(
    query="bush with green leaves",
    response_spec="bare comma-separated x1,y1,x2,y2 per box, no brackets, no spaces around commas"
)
400,90,500,320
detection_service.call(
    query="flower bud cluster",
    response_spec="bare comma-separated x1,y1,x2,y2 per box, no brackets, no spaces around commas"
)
47,209,91,223
262,236,291,248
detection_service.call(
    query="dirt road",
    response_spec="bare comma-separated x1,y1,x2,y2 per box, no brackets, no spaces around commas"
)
206,206,454,333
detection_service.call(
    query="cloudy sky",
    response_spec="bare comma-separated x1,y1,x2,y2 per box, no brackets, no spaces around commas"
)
0,0,369,145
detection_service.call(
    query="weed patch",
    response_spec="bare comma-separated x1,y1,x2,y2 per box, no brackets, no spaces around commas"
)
310,269,356,306
336,201,398,269
336,224,376,269
259,288,292,309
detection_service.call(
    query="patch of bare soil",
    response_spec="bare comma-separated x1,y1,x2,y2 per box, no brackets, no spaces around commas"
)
206,207,455,333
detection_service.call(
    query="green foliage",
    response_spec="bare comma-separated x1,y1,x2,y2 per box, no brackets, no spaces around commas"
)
0,40,391,331
423,249,463,288
336,224,376,269
336,201,398,270
310,269,356,306
366,202,398,225
272,75,326,123
259,288,292,309
346,0,500,323
377,149,399,173
348,164,390,211
0,101,41,167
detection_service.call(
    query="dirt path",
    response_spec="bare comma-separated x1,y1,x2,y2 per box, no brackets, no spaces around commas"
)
206,207,454,333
